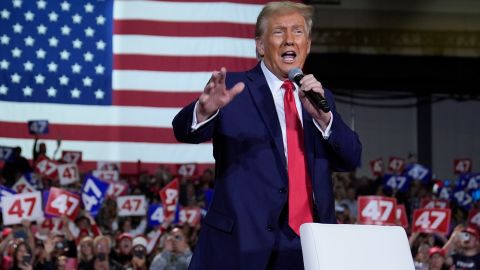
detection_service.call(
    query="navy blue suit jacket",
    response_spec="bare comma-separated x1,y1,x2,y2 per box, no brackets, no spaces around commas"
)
172,63,362,269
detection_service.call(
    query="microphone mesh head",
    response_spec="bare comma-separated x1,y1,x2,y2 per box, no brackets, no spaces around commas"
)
288,68,303,81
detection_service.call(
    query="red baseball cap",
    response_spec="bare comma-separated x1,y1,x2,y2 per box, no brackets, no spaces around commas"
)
429,246,445,257
463,226,480,240
116,232,133,242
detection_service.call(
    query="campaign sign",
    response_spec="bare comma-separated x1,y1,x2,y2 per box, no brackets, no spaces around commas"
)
28,120,49,134
93,170,119,182
117,195,147,216
37,217,65,235
412,208,451,235
61,151,82,164
0,186,16,209
106,181,128,198
468,209,480,228
358,196,397,226
45,187,81,220
396,204,409,229
35,157,58,179
405,163,431,183
159,179,179,220
147,204,164,227
179,207,201,226
454,158,472,175
97,161,120,171
177,163,197,178
0,146,14,161
453,188,473,209
420,199,449,209
81,175,110,216
20,173,41,189
58,164,80,186
388,157,405,174
370,158,384,177
462,173,480,191
1,191,43,225
383,174,410,192
12,177,36,193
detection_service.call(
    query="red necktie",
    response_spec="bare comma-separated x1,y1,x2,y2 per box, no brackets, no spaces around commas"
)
282,80,313,236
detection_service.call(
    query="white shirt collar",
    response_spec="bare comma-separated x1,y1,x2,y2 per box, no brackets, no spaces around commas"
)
260,61,297,92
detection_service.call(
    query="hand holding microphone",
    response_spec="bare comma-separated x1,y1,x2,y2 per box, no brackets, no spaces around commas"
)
288,68,330,113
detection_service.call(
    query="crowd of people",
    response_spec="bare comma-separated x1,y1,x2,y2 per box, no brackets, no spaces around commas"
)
0,141,213,269
1,141,479,269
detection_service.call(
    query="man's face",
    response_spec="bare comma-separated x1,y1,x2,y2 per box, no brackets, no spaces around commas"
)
460,232,478,250
119,238,132,254
256,11,311,80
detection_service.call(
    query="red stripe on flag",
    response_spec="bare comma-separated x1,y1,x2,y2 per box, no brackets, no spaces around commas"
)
0,121,178,143
113,55,258,72
114,20,255,39
113,91,199,108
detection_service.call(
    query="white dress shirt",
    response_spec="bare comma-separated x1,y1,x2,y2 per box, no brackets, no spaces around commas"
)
191,61,333,159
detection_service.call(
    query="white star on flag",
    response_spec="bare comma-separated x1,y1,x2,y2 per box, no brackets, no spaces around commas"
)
71,88,81,98
22,86,33,96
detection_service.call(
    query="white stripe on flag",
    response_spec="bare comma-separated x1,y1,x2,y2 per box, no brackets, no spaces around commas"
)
113,1,263,23
112,71,210,92
113,35,256,58
0,101,179,128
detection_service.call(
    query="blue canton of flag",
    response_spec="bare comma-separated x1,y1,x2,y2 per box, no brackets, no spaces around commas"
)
0,0,112,105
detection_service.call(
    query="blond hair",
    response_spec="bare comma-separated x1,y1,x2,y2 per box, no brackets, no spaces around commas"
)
255,1,314,39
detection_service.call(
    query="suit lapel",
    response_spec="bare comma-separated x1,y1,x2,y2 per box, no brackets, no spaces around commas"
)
245,64,287,169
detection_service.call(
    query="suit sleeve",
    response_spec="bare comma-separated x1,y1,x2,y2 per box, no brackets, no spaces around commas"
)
172,100,217,144
322,89,362,172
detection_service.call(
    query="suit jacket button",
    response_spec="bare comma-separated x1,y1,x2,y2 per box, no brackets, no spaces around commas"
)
266,225,273,231
279,188,287,194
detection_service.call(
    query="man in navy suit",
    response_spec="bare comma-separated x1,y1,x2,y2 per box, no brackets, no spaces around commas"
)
172,1,362,269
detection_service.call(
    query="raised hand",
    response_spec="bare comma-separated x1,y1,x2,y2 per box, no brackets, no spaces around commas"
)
196,67,245,122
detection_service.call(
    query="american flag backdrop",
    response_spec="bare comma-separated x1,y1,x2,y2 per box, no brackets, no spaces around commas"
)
0,0,270,173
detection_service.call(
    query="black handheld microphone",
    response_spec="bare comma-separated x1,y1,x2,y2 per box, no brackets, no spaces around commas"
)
288,68,330,113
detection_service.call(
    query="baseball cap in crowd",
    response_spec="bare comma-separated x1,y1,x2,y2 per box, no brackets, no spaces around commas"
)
463,226,480,239
117,232,133,242
428,246,445,257
132,236,147,249
2,228,12,238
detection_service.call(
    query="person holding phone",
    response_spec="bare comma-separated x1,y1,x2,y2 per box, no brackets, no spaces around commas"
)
129,236,148,270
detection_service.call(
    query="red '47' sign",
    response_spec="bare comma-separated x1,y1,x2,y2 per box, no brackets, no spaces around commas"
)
358,196,397,226
396,204,409,229
388,157,405,173
159,178,179,220
35,157,58,179
1,192,43,225
420,199,449,209
45,187,81,220
468,209,480,228
454,158,472,175
370,158,384,177
412,208,451,235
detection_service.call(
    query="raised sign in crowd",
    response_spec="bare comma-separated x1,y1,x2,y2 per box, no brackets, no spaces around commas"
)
0,138,479,269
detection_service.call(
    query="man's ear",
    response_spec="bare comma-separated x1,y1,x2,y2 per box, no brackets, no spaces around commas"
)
307,38,311,54
255,38,265,57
